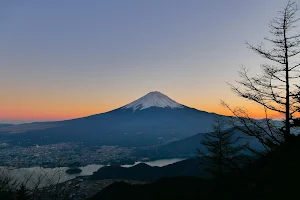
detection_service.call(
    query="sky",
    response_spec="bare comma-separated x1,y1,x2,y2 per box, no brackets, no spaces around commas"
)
0,0,291,124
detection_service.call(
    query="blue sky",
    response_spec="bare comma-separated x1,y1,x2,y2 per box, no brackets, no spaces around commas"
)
0,0,291,123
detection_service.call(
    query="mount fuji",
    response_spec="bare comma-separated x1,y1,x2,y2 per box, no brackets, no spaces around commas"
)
0,91,226,146
122,91,184,111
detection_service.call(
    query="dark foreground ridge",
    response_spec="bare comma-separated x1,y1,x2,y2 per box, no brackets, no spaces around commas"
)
88,177,213,200
89,135,300,200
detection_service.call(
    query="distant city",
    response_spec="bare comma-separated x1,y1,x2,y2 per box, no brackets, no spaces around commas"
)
0,142,134,168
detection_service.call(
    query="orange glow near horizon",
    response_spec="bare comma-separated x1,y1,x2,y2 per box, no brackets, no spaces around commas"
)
0,97,286,124
0,106,114,123
0,108,283,123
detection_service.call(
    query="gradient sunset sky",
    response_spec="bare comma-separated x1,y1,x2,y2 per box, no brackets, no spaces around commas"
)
1,0,289,124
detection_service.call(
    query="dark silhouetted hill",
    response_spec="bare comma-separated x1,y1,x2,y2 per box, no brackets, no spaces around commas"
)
88,177,214,200
90,158,208,181
134,128,262,159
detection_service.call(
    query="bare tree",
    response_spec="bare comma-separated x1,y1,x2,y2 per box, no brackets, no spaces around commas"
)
197,117,246,179
0,168,17,200
0,163,75,200
221,101,284,153
230,1,300,142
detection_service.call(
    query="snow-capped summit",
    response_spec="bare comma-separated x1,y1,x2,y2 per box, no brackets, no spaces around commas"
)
122,91,184,111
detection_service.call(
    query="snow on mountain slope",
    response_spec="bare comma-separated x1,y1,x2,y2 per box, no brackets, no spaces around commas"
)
122,91,184,111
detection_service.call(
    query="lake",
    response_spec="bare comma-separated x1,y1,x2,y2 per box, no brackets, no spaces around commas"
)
0,158,186,188
121,158,186,167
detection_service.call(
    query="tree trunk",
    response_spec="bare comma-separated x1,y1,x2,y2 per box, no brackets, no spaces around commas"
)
284,13,291,141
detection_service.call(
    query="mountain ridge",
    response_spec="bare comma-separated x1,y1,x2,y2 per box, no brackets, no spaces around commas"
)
0,91,227,146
